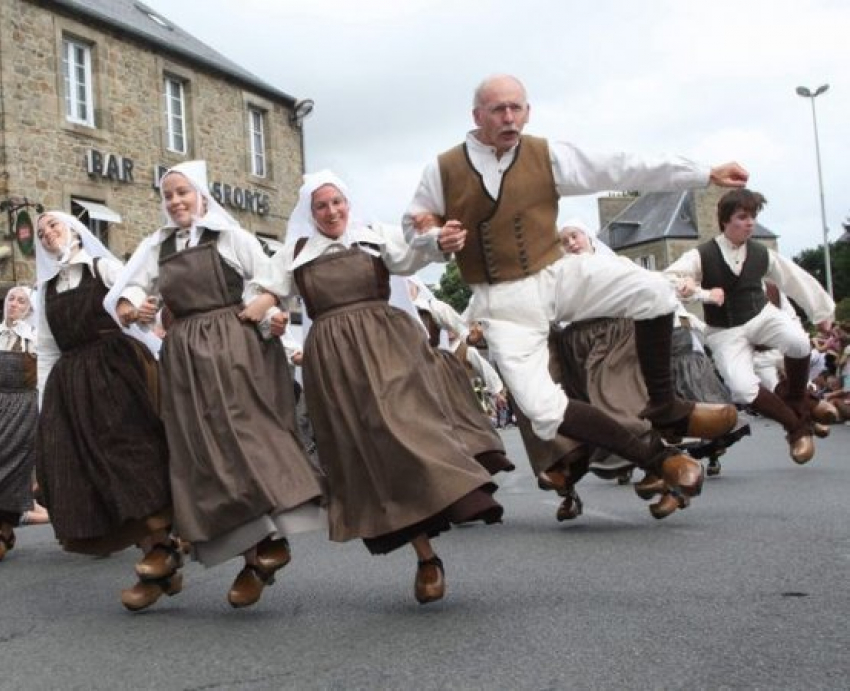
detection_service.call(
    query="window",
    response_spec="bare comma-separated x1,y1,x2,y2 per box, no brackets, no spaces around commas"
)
62,37,94,126
164,77,187,153
71,198,122,247
636,255,656,270
249,107,266,177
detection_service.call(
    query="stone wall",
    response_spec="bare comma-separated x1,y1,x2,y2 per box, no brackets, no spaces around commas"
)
597,193,638,229
0,0,305,289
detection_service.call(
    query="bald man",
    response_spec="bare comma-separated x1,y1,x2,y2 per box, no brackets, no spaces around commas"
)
404,74,748,503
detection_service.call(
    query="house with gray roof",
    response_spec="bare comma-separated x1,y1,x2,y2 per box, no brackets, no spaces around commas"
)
596,188,778,271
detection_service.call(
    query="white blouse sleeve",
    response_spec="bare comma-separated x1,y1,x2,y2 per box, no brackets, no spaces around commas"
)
550,141,710,195
117,236,161,308
36,296,60,409
250,243,298,301
466,346,504,396
402,160,446,245
428,298,470,340
766,251,835,324
378,223,447,275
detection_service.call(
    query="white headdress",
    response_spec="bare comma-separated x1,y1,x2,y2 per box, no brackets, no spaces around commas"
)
288,170,421,336
158,160,241,240
2,285,36,343
104,161,244,353
34,211,112,287
560,217,616,257
35,210,160,356
406,275,436,312
287,169,372,244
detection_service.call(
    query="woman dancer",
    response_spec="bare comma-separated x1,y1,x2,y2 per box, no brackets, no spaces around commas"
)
34,212,178,610
111,161,324,609
0,287,38,561
257,170,503,605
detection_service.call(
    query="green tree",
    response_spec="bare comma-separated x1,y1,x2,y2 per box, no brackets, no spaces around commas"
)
835,297,850,325
793,241,849,303
434,260,471,313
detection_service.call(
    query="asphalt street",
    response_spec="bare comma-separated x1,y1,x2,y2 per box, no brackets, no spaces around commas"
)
1,415,848,690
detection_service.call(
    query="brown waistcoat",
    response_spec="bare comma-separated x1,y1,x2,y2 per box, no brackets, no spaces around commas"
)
439,134,563,285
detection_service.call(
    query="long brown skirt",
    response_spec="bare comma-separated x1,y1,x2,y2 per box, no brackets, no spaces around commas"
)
36,335,172,555
305,301,502,553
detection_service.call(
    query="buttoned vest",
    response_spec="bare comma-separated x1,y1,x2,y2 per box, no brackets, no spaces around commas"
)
439,135,563,284
698,239,769,328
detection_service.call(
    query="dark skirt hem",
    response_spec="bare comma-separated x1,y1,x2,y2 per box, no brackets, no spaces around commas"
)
59,508,172,557
362,487,502,555
475,450,516,475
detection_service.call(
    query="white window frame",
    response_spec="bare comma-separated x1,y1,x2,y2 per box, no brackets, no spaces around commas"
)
636,255,656,270
71,198,109,246
249,107,266,178
164,76,187,153
62,37,94,126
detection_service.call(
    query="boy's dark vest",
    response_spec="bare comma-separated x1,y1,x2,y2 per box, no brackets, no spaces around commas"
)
697,239,768,328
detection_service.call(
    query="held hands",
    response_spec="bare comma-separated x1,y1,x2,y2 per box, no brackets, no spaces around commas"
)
707,288,725,306
239,292,278,323
412,213,445,234
291,350,303,366
437,220,467,254
676,277,699,298
467,323,484,346
136,296,159,324
116,296,159,327
709,162,749,188
270,310,289,338
116,298,137,327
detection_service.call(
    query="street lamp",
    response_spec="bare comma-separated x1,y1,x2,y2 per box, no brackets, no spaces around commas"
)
795,83,833,298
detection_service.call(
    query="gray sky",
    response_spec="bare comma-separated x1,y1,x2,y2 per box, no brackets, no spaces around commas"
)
145,0,849,282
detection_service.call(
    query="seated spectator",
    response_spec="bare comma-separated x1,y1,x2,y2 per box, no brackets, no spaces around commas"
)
823,375,850,422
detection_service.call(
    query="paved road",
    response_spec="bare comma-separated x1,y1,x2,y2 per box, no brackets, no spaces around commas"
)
2,415,848,690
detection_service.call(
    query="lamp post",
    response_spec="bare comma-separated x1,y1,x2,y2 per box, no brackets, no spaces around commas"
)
795,84,833,298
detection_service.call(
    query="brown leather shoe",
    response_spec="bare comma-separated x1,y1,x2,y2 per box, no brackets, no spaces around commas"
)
555,489,583,521
414,556,445,605
634,474,666,500
812,422,830,439
136,539,183,581
649,491,690,519
789,434,815,464
659,453,704,497
811,400,839,425
537,469,571,495
228,565,273,609
681,403,738,440
121,572,183,612
255,537,291,574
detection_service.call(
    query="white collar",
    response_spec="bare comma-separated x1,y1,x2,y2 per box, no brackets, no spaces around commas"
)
466,130,520,158
291,224,385,271
715,234,747,253
1,318,36,343
67,247,95,267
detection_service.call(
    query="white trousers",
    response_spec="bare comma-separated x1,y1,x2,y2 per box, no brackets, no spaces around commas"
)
704,304,811,404
752,349,784,392
469,254,678,440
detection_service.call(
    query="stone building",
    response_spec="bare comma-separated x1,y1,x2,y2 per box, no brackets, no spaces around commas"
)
596,186,778,271
0,0,313,293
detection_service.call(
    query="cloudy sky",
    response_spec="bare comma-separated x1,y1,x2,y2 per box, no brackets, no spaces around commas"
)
145,0,848,280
